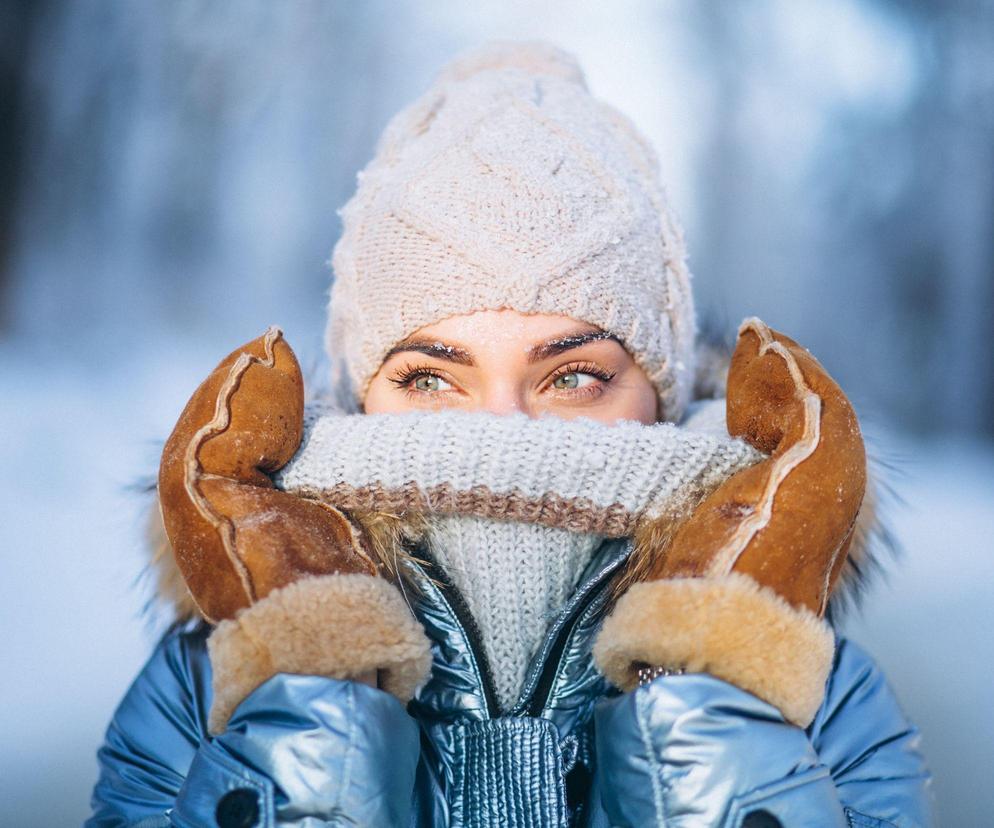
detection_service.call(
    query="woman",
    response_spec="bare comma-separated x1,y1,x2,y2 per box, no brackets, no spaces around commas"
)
88,42,931,827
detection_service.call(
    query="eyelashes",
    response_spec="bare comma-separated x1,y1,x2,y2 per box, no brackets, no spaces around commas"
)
386,363,445,388
548,361,616,385
386,363,455,399
386,360,617,400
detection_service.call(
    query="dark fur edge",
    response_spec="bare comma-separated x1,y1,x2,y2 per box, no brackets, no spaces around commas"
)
826,432,902,620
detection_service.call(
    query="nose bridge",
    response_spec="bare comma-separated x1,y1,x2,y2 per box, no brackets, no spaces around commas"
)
480,377,529,417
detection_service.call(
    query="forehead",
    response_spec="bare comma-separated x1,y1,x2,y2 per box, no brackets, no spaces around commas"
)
380,309,635,373
410,309,602,347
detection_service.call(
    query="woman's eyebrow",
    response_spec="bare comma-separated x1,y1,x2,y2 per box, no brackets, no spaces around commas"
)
527,330,619,363
383,338,475,366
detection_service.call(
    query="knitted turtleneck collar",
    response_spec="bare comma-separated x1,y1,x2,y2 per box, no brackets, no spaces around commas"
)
272,399,762,710
423,514,604,710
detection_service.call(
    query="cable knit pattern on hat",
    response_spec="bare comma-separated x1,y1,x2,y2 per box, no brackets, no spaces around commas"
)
326,40,696,420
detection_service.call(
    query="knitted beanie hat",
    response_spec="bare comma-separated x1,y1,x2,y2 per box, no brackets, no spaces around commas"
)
326,40,697,421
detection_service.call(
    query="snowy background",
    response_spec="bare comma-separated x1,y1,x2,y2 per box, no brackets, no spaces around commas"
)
2,1,992,824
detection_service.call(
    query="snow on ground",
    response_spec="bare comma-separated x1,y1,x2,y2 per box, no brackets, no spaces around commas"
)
1,339,991,825
839,434,994,826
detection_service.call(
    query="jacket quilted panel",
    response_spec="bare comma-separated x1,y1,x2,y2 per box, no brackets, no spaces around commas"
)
88,540,932,827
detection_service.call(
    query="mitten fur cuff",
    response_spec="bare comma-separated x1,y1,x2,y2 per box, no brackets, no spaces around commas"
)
592,573,835,727
207,573,433,734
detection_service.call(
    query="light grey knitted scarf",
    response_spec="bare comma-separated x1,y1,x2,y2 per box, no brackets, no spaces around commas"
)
275,398,763,709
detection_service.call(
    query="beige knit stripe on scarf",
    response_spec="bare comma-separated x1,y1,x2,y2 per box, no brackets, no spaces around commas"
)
285,480,637,537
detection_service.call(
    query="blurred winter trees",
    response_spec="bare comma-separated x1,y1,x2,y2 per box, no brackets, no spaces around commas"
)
2,0,992,436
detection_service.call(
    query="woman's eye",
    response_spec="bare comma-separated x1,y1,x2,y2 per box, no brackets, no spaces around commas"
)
413,374,452,392
552,372,598,390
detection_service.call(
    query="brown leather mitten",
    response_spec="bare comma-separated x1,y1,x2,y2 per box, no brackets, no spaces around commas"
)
594,317,866,727
159,327,431,733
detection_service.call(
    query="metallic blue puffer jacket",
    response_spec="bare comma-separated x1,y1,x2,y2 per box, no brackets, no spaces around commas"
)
88,539,932,827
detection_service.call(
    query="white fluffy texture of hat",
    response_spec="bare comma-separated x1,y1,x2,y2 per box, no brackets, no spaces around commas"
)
326,40,696,420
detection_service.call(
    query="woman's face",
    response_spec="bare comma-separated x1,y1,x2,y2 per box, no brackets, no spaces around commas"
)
364,309,658,424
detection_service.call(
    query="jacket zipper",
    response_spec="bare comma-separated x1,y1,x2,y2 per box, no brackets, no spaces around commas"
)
412,553,501,718
523,542,630,717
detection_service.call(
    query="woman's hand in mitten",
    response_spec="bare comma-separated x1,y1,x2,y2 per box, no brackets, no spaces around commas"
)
594,317,865,727
158,327,431,733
